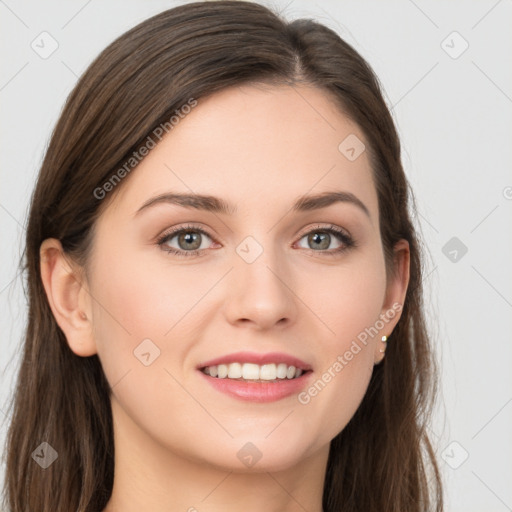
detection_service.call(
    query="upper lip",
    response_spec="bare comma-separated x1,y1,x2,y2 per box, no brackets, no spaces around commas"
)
198,351,312,371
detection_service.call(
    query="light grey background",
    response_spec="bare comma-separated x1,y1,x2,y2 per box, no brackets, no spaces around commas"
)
1,1,511,510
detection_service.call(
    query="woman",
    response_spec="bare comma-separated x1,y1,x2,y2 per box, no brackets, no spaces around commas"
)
2,1,443,510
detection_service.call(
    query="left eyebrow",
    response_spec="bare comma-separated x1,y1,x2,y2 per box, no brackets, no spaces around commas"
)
293,191,370,218
134,190,370,218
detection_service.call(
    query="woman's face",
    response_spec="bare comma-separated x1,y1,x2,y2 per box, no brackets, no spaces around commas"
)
78,84,408,472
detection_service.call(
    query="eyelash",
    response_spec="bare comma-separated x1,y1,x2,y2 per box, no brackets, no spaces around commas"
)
156,223,356,258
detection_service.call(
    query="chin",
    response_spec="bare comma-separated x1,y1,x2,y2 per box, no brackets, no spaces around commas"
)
194,434,319,474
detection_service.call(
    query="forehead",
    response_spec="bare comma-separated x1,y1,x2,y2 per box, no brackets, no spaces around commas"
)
99,83,378,224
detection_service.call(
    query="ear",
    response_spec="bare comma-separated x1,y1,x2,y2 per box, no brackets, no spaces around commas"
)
39,238,97,357
374,239,410,364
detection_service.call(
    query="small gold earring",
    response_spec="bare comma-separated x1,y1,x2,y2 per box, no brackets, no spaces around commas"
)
379,335,388,353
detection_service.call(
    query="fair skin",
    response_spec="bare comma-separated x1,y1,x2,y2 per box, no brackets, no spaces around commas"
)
40,84,409,512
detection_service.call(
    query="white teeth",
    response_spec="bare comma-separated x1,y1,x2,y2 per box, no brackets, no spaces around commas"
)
217,364,228,378
202,362,305,381
286,365,296,379
242,363,260,380
276,363,288,379
260,364,276,380
227,362,242,379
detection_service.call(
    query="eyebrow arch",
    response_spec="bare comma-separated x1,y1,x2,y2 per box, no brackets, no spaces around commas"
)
135,190,370,218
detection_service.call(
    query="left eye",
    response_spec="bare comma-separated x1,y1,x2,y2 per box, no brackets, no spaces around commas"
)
296,230,346,251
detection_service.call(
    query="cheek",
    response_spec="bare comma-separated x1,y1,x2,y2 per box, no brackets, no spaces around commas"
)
295,252,386,437
90,241,205,342
87,246,205,439
304,250,387,348
88,238,222,389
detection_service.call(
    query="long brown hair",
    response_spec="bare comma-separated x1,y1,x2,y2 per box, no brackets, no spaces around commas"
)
2,1,443,510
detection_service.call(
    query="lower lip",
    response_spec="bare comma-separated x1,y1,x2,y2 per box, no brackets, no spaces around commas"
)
198,370,312,403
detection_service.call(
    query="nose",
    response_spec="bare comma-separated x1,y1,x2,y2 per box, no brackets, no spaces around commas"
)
222,238,298,331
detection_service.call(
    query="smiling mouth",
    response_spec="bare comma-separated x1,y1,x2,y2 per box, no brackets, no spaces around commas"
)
201,362,309,382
